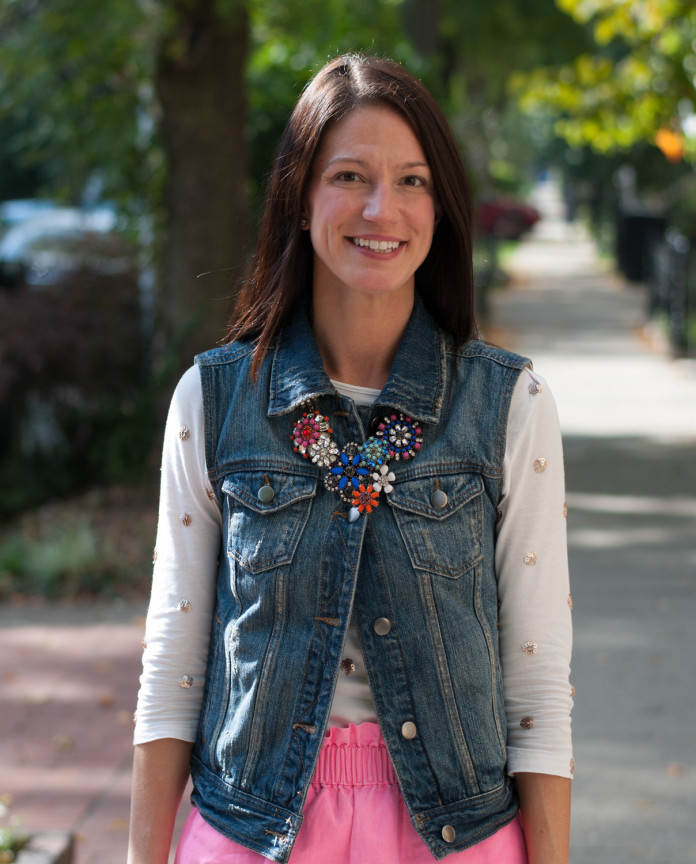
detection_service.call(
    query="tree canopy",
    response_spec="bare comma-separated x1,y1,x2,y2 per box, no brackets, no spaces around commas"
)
514,0,696,160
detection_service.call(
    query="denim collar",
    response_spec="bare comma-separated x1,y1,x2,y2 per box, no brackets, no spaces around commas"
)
268,293,446,424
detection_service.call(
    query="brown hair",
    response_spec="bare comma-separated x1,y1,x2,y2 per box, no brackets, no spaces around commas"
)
227,53,476,376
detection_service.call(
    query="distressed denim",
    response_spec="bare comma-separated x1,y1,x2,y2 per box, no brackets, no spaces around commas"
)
191,295,529,862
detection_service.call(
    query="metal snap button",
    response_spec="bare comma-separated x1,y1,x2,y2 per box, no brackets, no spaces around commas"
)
441,825,456,843
374,617,392,636
257,485,275,503
401,721,417,740
430,488,448,509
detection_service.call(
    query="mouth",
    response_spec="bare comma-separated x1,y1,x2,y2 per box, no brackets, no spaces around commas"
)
350,237,402,253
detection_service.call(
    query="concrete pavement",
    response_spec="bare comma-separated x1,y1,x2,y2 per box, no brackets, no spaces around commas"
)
489,179,696,863
1,180,695,863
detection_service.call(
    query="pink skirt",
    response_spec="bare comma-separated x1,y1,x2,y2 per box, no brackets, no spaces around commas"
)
175,722,528,864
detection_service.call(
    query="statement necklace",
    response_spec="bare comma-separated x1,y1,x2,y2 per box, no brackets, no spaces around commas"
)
291,406,423,521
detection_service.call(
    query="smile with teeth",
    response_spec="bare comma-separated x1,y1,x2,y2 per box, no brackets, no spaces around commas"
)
351,237,402,253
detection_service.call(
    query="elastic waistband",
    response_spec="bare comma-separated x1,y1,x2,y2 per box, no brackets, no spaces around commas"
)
311,722,398,787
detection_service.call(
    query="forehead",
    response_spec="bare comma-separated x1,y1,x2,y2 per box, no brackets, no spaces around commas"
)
313,105,427,166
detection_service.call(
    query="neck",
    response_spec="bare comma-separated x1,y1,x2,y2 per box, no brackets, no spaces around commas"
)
311,288,414,390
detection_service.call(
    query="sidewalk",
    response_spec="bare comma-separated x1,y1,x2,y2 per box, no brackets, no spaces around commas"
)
489,180,696,864
1,185,695,864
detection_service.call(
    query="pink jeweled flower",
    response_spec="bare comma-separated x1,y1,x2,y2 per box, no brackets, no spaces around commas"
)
291,412,332,457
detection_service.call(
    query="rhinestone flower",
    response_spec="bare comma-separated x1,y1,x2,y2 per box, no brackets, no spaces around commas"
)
375,413,423,460
372,464,396,494
529,381,542,396
178,675,194,688
307,433,339,467
520,716,535,730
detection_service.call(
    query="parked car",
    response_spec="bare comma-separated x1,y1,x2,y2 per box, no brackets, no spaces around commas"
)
0,199,58,235
475,197,541,240
0,205,133,288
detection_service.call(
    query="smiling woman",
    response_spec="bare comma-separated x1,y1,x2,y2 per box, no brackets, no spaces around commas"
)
129,54,573,864
305,106,439,386
306,108,437,297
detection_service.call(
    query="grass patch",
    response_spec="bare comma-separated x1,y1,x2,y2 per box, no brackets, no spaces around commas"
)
0,485,157,600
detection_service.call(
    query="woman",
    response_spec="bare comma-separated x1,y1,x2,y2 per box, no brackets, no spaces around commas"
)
129,54,573,864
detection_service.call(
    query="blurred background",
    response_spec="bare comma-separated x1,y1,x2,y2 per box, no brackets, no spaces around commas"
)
0,1,695,862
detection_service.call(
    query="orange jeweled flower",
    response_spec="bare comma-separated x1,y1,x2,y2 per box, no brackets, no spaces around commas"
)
352,484,380,513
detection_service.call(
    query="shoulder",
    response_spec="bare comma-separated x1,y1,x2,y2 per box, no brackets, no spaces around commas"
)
195,338,256,369
449,337,530,372
507,366,562,443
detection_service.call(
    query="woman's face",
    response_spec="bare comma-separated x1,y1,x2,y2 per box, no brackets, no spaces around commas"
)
305,106,438,305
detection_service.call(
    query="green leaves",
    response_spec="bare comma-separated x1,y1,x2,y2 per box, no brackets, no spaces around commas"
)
513,0,696,158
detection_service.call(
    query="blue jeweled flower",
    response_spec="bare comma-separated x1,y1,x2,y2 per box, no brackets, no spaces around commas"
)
358,436,390,470
375,413,423,461
329,443,371,492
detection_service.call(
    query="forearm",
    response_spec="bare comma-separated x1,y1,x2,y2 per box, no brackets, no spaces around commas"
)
128,738,194,864
516,772,571,864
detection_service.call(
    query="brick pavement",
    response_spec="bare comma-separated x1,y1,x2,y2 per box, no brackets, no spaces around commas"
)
0,601,191,864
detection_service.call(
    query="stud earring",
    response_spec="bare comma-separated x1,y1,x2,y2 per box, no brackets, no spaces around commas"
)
300,218,309,229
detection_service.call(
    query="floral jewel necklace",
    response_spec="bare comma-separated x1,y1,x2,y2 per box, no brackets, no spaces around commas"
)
291,406,423,521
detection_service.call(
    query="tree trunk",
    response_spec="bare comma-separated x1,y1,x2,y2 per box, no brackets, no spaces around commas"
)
155,0,249,379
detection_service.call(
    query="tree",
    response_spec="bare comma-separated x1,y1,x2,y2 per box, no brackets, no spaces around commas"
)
155,0,249,369
0,0,250,377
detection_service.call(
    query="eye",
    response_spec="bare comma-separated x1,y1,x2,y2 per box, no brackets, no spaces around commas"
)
402,175,428,188
335,171,361,182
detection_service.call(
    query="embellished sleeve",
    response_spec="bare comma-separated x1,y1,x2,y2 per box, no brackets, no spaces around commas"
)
133,365,222,745
495,367,574,779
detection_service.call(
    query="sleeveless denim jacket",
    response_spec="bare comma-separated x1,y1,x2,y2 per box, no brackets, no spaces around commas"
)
190,295,529,862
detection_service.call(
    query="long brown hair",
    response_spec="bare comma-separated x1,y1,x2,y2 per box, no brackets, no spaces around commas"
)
228,53,476,377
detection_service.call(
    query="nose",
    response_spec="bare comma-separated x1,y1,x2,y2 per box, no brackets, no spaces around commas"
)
362,182,397,224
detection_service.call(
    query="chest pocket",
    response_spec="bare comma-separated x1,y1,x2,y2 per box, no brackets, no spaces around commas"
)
388,472,484,578
222,469,316,574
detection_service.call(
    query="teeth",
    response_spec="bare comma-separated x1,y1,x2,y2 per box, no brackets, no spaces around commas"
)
352,238,401,252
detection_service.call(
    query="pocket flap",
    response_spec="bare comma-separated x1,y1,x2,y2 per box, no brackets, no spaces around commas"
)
222,469,317,515
388,472,483,521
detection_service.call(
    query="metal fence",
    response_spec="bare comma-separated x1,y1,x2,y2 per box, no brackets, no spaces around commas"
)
647,227,696,357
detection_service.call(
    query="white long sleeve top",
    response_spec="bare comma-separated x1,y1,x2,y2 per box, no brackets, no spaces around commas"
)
134,364,574,779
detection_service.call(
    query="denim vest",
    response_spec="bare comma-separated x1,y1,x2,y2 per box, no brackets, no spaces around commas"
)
191,296,529,862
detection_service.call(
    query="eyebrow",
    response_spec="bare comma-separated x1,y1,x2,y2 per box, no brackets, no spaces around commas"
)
324,157,430,170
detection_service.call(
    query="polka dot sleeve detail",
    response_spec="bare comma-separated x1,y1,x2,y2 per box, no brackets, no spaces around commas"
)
496,368,574,779
134,366,222,745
